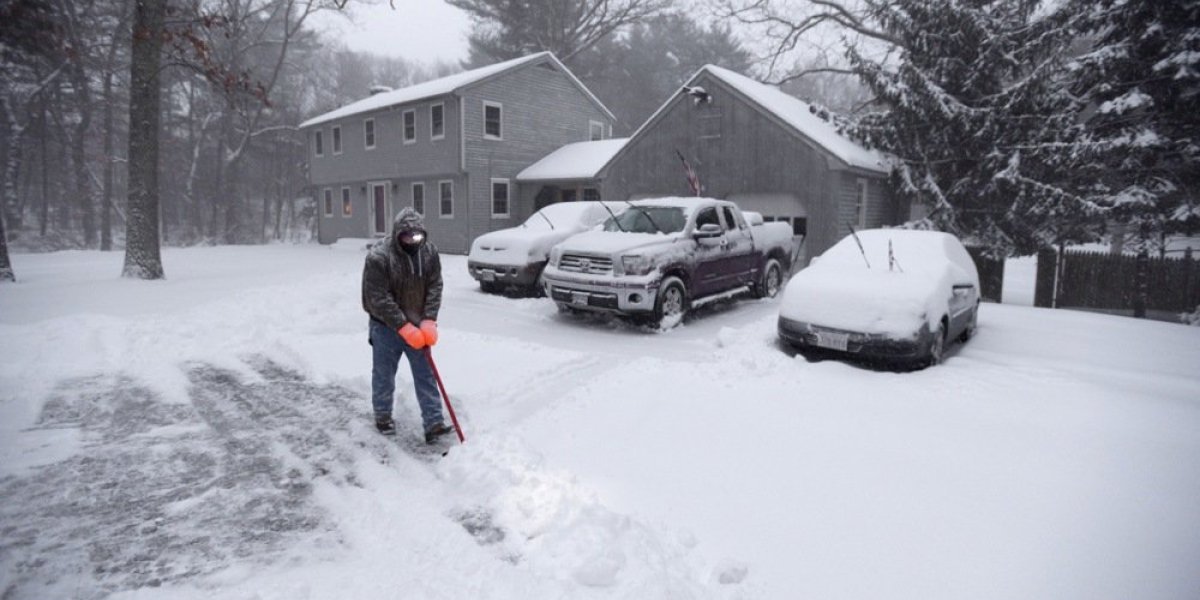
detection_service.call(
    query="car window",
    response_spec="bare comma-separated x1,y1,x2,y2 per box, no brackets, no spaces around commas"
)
721,206,741,231
696,207,720,230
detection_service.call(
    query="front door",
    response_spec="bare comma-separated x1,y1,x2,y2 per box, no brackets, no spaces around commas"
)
371,183,388,236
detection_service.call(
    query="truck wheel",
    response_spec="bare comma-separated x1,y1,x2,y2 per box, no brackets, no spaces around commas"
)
755,258,783,298
653,276,688,329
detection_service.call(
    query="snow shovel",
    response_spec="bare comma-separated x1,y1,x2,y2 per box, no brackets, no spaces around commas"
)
424,348,465,444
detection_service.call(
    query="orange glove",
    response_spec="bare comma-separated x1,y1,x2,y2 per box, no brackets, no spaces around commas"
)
398,323,426,349
420,320,438,347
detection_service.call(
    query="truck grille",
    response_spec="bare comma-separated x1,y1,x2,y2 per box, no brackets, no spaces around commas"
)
558,254,613,274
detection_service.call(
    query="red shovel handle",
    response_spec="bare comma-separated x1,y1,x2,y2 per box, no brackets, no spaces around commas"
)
424,348,465,443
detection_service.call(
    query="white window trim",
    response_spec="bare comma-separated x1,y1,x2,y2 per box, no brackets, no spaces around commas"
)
341,186,352,218
589,120,605,141
856,178,869,228
402,109,416,145
322,188,333,217
490,178,511,218
314,131,324,157
430,102,445,141
332,125,342,155
411,182,425,214
482,101,503,140
364,118,376,150
438,180,454,219
369,181,389,235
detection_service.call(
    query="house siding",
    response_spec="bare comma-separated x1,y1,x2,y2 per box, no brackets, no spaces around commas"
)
600,73,892,264
461,62,614,252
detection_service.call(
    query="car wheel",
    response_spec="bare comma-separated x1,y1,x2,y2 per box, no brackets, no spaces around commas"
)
653,276,688,329
959,302,979,343
755,258,783,299
926,319,947,367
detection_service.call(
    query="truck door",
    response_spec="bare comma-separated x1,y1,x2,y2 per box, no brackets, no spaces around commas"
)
721,206,757,287
691,207,730,297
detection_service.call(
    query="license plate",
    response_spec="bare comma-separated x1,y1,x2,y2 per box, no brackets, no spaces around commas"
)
816,332,849,351
571,292,589,306
480,270,495,282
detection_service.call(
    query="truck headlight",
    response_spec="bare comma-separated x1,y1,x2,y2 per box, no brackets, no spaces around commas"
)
621,255,654,276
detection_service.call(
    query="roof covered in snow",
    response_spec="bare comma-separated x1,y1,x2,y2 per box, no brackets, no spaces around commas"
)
629,65,890,174
299,52,613,129
516,139,629,182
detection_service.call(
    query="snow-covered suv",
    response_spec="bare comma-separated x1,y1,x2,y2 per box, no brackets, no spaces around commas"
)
541,197,796,328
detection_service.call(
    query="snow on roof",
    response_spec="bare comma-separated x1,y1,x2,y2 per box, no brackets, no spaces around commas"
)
516,139,629,181
300,52,554,129
699,65,890,174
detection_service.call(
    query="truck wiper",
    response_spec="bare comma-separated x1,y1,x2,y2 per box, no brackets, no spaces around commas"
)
599,201,626,232
623,200,663,234
537,211,555,230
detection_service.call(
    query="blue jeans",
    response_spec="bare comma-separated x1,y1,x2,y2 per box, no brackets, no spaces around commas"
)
369,319,443,432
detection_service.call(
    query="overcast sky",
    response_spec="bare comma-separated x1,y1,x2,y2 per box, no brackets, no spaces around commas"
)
311,0,473,65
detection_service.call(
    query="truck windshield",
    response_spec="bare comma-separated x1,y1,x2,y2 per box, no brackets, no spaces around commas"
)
603,206,686,234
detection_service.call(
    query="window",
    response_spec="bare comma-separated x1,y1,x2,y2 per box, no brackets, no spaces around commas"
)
402,110,416,144
583,188,601,202
412,182,425,214
322,188,333,216
698,114,721,140
364,118,375,149
314,131,324,157
855,179,868,228
483,101,502,139
589,120,605,141
332,126,342,154
341,187,352,217
696,207,720,229
430,103,445,140
439,180,453,218
561,188,577,203
491,179,510,217
721,206,742,230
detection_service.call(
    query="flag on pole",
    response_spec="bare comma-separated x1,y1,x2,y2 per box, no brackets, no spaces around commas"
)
675,148,701,196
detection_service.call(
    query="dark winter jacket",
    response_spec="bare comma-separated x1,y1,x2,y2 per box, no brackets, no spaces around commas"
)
362,208,443,330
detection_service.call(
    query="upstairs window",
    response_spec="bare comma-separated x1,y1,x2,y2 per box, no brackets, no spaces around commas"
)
403,110,416,144
332,125,342,154
589,120,605,141
364,118,375,149
491,179,509,217
412,183,425,214
483,101,502,140
431,103,445,140
314,130,324,156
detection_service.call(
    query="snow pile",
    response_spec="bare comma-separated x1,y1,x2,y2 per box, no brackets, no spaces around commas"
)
516,139,629,182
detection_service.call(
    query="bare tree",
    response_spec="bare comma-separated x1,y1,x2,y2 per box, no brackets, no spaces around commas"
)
122,0,166,279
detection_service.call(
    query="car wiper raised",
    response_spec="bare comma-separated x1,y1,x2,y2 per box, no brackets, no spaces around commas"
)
623,200,664,234
599,201,626,232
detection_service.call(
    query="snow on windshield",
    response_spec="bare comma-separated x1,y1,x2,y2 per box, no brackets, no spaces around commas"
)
603,206,687,234
522,202,604,231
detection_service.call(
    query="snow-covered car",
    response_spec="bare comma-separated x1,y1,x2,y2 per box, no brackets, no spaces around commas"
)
541,197,796,328
777,229,980,367
468,201,624,294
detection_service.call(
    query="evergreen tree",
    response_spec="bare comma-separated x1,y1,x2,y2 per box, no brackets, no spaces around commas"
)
1068,0,1200,255
847,0,1098,255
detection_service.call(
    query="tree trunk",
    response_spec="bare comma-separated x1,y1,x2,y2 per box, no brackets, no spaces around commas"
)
0,96,19,281
39,102,48,236
122,0,165,279
101,71,114,251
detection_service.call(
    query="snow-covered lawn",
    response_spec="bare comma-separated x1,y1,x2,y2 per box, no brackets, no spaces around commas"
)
1,244,1197,600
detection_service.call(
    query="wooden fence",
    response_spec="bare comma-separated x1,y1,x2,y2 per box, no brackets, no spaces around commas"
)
1035,247,1200,315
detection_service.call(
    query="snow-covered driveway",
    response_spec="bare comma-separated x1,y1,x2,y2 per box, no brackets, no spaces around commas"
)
2,244,1197,599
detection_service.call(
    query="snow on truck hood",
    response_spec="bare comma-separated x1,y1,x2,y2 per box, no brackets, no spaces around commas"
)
553,230,678,255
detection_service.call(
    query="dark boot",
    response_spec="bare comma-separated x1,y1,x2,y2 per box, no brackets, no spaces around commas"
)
424,422,453,444
375,414,396,436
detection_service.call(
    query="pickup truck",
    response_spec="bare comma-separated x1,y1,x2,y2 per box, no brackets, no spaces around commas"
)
540,197,796,328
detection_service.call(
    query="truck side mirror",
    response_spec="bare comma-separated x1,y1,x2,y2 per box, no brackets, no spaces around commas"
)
693,223,723,239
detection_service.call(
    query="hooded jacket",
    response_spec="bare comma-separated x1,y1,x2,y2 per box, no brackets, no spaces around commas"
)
362,207,443,329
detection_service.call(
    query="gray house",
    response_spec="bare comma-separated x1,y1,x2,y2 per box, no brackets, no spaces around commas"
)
598,65,899,264
300,52,616,253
